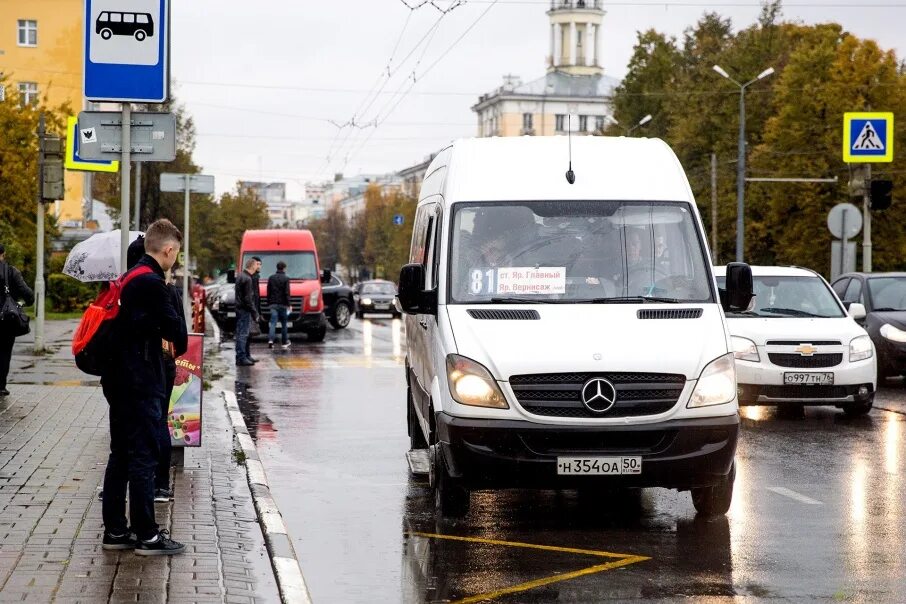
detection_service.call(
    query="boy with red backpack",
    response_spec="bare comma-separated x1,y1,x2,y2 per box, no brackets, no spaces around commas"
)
99,219,188,555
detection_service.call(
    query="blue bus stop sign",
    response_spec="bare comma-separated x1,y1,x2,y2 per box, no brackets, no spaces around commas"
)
84,0,170,103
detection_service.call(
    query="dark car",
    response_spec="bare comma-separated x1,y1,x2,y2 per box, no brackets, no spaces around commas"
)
322,274,355,329
209,285,237,332
832,272,906,380
355,280,400,318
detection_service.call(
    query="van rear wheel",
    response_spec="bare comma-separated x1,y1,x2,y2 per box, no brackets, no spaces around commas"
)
429,445,469,518
306,325,327,342
691,463,735,517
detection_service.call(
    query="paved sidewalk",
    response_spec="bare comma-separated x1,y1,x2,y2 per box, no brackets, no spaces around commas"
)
0,322,280,603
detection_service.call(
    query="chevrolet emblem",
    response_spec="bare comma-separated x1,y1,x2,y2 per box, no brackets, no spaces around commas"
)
796,344,818,356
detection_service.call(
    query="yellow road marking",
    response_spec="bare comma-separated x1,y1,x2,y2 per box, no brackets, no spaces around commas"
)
406,532,650,603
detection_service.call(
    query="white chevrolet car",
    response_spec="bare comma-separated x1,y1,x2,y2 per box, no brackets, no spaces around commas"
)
715,266,876,416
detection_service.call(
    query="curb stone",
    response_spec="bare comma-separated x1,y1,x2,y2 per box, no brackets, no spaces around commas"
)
222,390,314,604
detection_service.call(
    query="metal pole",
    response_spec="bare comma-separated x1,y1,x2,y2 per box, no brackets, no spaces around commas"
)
711,152,718,263
863,164,872,272
133,161,142,231
34,114,46,353
736,87,746,263
183,174,191,327
841,209,848,277
120,104,132,274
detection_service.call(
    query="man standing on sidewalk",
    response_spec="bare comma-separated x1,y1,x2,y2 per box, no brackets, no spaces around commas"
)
0,244,35,397
235,258,260,366
267,261,291,350
101,219,188,555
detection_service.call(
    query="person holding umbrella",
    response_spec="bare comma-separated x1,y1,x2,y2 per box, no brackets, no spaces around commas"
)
0,243,35,397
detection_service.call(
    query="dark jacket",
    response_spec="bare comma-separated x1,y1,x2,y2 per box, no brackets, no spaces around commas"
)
103,255,188,399
252,271,262,312
267,270,291,307
235,270,257,315
0,262,35,307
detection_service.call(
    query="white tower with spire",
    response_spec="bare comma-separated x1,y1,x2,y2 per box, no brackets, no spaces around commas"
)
548,0,604,76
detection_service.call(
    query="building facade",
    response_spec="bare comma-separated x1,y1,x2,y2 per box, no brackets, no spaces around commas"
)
0,0,86,223
472,0,618,138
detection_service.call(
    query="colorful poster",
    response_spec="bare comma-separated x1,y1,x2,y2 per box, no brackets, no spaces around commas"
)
168,334,203,447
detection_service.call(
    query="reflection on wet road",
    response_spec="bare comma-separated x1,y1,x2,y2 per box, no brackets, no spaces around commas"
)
230,318,906,602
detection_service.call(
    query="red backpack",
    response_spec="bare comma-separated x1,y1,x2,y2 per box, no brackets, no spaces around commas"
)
72,265,153,376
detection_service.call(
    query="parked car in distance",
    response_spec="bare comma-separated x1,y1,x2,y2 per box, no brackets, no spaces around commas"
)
209,285,237,333
355,280,400,318
831,272,906,381
716,266,875,416
322,274,355,329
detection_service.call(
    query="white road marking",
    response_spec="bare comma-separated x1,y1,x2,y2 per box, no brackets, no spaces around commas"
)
767,486,823,505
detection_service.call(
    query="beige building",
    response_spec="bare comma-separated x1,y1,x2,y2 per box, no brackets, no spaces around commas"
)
472,0,618,138
0,1,87,223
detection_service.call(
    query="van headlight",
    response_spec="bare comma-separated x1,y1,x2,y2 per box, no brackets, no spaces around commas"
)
731,336,760,362
688,353,736,408
445,355,508,409
850,335,874,361
880,324,906,343
309,289,319,309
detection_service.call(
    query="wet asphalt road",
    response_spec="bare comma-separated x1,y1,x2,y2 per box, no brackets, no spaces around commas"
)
229,319,906,603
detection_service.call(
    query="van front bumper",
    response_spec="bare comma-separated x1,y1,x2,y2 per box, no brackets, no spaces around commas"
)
435,413,738,491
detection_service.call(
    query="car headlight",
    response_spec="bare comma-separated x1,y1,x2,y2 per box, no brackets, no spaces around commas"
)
880,324,906,343
445,355,508,409
731,336,760,362
362,297,373,306
850,335,874,361
688,353,736,408
308,289,319,309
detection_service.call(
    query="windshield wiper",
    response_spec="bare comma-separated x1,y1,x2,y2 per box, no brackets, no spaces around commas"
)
760,307,829,318
585,296,680,304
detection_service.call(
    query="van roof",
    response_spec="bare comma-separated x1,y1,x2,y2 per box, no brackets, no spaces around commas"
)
713,265,817,278
240,229,316,251
443,136,693,203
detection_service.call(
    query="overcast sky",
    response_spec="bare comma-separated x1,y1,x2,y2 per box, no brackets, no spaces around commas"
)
169,1,906,199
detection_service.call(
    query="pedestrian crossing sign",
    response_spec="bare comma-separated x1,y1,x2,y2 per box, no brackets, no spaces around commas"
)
843,112,894,163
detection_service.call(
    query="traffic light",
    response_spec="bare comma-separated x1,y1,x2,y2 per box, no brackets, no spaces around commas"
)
870,179,893,211
41,136,64,201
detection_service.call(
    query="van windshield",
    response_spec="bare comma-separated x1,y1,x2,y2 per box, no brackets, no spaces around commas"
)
449,201,714,304
244,252,318,280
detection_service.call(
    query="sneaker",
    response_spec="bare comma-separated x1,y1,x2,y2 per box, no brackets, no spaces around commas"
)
237,359,255,367
249,357,259,363
135,530,186,556
268,342,274,349
102,531,138,550
154,488,173,503
281,342,291,349
0,389,9,397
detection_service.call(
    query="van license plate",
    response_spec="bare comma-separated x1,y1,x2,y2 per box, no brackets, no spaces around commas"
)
783,372,834,385
556,457,642,476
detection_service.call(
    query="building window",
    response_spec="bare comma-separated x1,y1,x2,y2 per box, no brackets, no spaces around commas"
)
555,114,566,132
522,113,533,132
17,20,37,47
18,82,38,106
595,116,606,131
579,115,588,132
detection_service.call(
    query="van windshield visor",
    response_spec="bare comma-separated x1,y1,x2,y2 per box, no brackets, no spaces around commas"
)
717,275,844,318
449,201,714,304
244,252,317,280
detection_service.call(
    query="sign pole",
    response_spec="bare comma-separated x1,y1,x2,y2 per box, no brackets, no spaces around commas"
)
840,209,848,277
133,161,142,231
34,114,46,353
862,163,872,272
120,104,132,274
183,174,191,327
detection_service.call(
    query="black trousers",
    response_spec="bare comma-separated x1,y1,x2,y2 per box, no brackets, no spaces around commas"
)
0,332,15,391
102,383,161,540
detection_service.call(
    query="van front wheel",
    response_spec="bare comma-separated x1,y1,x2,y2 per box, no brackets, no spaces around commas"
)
430,445,469,518
690,463,735,517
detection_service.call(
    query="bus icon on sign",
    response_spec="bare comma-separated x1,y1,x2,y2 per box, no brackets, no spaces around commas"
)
96,12,154,41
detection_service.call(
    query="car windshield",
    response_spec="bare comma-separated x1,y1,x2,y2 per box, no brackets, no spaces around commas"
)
362,283,396,295
717,275,844,318
449,201,713,304
244,252,318,280
868,277,906,311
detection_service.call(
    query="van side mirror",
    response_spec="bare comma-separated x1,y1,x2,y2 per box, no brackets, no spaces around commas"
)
321,269,332,284
227,269,236,284
398,264,437,315
849,302,867,321
721,263,754,312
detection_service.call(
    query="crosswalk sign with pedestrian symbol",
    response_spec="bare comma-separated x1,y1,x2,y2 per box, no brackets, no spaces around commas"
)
843,112,894,163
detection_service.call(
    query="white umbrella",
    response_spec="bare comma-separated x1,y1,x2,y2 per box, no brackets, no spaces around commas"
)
63,230,144,282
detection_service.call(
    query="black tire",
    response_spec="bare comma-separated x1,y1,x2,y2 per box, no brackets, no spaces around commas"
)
407,389,428,450
329,301,351,330
691,463,735,517
844,396,873,417
306,325,327,342
429,444,469,518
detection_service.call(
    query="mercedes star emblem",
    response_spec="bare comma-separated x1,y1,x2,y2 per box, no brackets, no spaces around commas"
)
581,378,618,413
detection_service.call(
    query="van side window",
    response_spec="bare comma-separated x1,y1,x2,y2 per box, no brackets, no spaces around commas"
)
424,211,440,289
409,206,429,265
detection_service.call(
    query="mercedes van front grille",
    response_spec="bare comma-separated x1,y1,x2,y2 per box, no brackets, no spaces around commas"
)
509,372,686,418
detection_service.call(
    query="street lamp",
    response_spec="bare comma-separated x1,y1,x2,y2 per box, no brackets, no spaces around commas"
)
606,114,653,136
713,64,774,262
